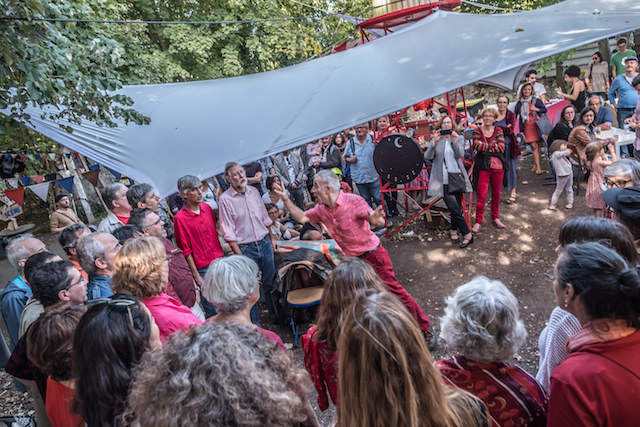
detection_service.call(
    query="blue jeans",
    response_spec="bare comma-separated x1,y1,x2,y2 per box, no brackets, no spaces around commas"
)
617,108,635,156
356,180,382,209
239,235,276,325
197,267,218,319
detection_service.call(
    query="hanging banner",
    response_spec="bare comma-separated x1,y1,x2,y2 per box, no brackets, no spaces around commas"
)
105,166,122,180
45,173,58,182
19,177,32,186
32,175,44,184
0,193,11,205
48,153,56,160
28,182,50,202
4,188,25,206
56,176,75,194
0,203,23,221
7,178,18,188
82,170,100,187
34,154,41,161
88,164,100,171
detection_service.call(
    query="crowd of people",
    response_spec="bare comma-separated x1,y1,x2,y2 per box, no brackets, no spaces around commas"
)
1,43,640,427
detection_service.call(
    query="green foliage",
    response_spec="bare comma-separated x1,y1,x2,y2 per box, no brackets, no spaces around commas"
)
0,0,150,132
460,0,561,13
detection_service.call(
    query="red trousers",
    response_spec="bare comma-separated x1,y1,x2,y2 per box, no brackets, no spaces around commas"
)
475,168,504,224
362,245,432,334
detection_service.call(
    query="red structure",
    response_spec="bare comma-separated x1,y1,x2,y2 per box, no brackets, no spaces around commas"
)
339,1,473,237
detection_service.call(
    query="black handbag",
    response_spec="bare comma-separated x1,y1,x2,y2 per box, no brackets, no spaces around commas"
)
447,172,465,194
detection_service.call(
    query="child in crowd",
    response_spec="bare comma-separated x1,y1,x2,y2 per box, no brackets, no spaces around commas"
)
584,141,616,217
549,140,574,210
266,203,299,240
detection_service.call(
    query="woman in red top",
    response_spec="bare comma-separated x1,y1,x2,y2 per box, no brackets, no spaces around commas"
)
26,303,86,427
514,82,547,175
472,108,506,231
301,257,387,411
548,242,640,426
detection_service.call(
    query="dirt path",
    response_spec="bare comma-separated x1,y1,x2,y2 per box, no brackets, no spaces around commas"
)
1,153,590,423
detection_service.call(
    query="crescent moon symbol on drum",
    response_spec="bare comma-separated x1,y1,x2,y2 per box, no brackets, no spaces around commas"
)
394,137,403,149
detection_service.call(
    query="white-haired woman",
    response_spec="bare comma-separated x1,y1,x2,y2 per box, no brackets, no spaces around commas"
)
203,255,284,349
437,277,547,427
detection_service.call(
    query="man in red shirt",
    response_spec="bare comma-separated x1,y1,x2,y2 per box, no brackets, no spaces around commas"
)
173,175,224,317
276,169,435,346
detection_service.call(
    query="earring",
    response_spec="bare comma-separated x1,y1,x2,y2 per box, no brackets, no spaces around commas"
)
564,299,568,308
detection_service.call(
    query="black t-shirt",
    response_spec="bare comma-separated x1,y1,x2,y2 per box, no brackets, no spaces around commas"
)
243,162,264,195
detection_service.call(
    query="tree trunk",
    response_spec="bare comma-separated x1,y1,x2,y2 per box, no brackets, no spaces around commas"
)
61,148,95,223
598,39,611,64
555,61,564,90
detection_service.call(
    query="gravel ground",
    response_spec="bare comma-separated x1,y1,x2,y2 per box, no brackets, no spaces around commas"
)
1,153,587,425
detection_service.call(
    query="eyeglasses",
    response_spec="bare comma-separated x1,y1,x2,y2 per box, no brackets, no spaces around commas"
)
86,297,137,324
603,178,633,189
67,276,87,290
143,217,162,229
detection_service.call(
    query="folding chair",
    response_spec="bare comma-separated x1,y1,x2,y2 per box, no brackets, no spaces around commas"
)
286,286,324,347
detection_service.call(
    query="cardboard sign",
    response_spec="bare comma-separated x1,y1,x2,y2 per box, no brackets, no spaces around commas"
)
0,203,23,221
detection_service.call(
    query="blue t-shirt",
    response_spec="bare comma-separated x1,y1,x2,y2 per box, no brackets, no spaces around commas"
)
0,275,32,350
343,134,379,183
595,107,613,126
608,74,640,109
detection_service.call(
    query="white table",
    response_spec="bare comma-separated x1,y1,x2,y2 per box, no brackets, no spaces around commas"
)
596,127,636,158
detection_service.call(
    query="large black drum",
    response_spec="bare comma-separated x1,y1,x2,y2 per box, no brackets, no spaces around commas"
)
373,134,424,184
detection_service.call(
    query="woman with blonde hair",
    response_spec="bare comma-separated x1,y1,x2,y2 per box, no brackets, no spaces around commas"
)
472,107,506,231
338,289,487,427
301,257,388,411
112,236,201,341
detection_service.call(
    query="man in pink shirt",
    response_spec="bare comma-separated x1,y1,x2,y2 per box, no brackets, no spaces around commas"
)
173,175,224,317
218,162,279,324
276,169,434,346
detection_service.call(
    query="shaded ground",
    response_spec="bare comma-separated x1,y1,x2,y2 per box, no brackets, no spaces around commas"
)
1,153,589,424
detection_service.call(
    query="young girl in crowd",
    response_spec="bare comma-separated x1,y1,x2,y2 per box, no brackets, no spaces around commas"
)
584,141,616,216
549,140,574,210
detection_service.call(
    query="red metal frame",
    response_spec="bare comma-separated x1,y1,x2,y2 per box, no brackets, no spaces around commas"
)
339,0,471,237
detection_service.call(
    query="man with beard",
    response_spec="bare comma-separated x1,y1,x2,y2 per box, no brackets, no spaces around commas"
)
50,194,80,234
219,162,278,324
173,175,224,317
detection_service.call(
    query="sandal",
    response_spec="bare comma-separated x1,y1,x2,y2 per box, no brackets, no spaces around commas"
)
450,230,460,244
493,219,506,228
531,166,537,172
565,203,573,209
471,223,481,233
459,234,474,248
506,195,517,204
535,169,543,175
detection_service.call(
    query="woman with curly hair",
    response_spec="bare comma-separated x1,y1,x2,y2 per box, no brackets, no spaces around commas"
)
125,322,319,426
338,289,488,427
301,257,388,411
26,302,86,427
437,277,547,427
112,236,201,341
72,293,161,427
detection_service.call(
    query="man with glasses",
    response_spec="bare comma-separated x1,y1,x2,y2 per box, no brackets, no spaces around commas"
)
219,162,278,325
129,208,200,316
625,75,640,162
127,182,174,240
610,37,636,79
77,232,122,299
173,175,224,318
344,122,383,210
588,95,613,130
608,56,639,157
